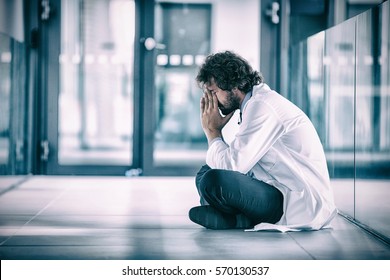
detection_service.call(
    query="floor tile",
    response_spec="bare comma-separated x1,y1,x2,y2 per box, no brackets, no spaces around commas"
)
0,176,28,190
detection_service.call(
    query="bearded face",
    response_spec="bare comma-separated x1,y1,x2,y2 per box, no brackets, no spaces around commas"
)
217,89,241,116
205,79,242,116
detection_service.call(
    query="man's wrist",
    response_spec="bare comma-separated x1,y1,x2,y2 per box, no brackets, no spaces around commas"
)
208,137,223,146
206,130,222,143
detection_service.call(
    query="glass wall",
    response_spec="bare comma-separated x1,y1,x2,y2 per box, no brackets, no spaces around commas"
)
59,0,135,165
0,34,11,169
355,4,390,239
0,33,26,175
288,1,390,239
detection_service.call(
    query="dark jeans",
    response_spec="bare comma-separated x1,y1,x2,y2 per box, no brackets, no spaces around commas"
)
195,165,284,225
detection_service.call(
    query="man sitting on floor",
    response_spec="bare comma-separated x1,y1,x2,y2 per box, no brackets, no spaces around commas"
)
189,51,337,231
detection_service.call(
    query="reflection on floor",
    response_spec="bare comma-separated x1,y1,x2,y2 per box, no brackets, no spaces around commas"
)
0,176,389,260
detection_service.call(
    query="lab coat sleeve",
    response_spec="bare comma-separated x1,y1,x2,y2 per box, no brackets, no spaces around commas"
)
206,101,285,174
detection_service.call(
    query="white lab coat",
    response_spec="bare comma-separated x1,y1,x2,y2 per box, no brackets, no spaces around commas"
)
206,83,337,232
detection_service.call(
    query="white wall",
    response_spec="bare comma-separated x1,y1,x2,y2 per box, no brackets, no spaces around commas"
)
212,0,260,71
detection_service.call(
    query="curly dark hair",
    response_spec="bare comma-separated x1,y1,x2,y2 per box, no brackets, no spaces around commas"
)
196,51,263,93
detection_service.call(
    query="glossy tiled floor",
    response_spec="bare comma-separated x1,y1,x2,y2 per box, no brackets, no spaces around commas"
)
0,176,389,260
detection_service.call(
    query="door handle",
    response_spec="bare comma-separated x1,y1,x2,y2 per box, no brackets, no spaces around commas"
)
141,37,166,51
15,140,24,161
265,2,280,24
41,0,51,21
41,140,50,161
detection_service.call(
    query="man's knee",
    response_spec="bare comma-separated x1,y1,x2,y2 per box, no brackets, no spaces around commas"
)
195,167,220,192
195,165,211,188
199,167,219,182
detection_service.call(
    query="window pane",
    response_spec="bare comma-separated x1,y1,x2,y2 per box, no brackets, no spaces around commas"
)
0,34,11,167
153,0,260,166
59,0,135,165
355,4,390,238
324,19,356,217
0,32,26,174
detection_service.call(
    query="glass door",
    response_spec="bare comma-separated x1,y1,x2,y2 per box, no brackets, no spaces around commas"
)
142,0,260,175
44,0,138,175
148,1,211,174
41,0,260,176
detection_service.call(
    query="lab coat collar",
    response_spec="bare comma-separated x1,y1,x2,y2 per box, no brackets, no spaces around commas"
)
240,89,252,112
252,83,271,96
240,83,270,112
